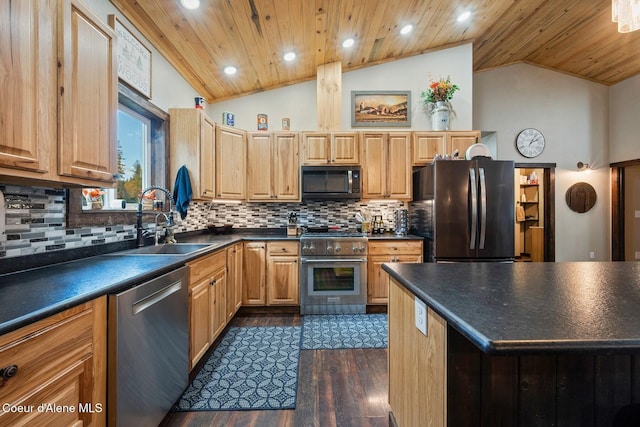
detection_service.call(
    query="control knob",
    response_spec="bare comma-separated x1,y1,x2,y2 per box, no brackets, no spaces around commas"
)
334,243,342,253
326,243,334,254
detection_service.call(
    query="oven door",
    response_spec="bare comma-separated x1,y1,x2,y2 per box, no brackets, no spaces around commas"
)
300,257,367,314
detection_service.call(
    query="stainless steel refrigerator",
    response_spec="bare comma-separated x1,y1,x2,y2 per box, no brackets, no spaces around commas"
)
412,159,515,262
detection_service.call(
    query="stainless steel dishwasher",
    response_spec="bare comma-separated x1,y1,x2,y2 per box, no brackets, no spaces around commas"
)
108,266,188,427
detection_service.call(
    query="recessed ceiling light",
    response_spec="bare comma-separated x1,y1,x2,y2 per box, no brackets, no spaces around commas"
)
283,51,296,61
400,24,413,35
223,65,237,75
342,38,355,48
180,0,200,10
457,11,471,22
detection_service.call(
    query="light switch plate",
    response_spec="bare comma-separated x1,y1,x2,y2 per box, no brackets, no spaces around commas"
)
635,251,640,260
635,210,640,219
415,297,427,336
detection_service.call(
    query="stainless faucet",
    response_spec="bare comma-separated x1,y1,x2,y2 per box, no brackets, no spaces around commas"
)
136,186,176,247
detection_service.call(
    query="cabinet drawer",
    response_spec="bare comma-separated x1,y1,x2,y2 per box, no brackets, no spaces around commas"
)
266,241,299,256
368,241,423,256
188,249,227,285
0,308,93,404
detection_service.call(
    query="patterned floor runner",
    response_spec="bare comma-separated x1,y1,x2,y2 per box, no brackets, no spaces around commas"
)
174,326,302,411
301,314,388,350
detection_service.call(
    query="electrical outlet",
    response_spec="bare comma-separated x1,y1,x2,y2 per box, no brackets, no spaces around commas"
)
635,251,640,260
636,210,640,219
415,297,427,336
589,251,595,259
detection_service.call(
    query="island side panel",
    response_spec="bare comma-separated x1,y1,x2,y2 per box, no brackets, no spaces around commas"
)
388,277,446,427
446,325,640,426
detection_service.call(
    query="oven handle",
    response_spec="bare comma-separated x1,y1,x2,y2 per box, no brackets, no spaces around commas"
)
300,258,367,264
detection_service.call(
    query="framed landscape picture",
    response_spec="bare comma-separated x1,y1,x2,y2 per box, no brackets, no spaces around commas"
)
351,91,411,127
108,15,152,99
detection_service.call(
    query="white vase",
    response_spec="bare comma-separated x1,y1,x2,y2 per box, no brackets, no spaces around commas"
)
431,101,450,131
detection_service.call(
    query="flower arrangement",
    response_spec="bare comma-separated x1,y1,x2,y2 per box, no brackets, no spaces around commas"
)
420,76,459,106
82,188,104,209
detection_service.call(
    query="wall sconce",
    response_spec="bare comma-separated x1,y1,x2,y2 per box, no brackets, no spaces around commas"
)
577,162,591,171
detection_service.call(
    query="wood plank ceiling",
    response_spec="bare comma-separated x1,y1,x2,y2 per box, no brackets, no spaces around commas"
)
110,0,640,103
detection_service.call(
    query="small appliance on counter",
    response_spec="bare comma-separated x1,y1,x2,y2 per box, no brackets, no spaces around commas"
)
287,212,298,236
394,209,408,236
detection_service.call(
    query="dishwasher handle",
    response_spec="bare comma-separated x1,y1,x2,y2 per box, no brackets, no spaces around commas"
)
132,280,183,316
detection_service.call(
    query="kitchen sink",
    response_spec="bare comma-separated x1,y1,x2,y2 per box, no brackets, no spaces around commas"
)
109,243,212,256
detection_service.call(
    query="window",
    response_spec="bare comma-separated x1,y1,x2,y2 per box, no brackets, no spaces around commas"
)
100,105,152,209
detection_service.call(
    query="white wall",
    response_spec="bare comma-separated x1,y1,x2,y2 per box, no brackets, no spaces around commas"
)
474,63,610,261
610,74,640,163
83,0,199,111
209,44,473,131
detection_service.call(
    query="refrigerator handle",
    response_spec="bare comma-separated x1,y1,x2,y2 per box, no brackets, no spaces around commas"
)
469,168,477,250
479,167,487,249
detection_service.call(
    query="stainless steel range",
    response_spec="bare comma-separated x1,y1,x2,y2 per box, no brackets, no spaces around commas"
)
300,231,368,314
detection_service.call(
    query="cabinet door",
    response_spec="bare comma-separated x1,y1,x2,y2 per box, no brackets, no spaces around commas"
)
273,132,299,200
361,132,386,199
367,256,391,304
216,125,246,199
301,132,330,164
247,132,273,200
387,132,412,200
331,132,359,164
412,132,446,165
243,242,266,305
59,0,117,184
210,268,227,340
234,243,244,311
189,279,211,369
199,114,216,198
266,255,299,305
448,131,480,159
0,0,57,179
226,243,243,320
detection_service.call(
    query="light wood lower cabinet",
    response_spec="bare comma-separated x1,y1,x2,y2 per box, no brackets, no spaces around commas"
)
187,250,227,369
243,242,267,305
266,242,299,305
226,242,243,321
243,241,299,306
368,240,423,304
0,297,107,427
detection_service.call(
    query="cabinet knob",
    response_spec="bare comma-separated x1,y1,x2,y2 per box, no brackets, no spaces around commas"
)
210,278,216,286
0,364,18,380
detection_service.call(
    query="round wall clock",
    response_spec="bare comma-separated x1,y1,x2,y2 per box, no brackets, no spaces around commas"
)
516,128,545,158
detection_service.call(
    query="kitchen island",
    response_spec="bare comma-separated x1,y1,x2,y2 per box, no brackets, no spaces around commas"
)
382,262,640,427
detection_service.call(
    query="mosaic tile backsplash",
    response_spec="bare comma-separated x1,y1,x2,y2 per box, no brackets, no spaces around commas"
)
0,184,405,260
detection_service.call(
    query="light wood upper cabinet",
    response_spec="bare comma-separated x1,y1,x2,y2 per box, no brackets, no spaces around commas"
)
0,297,107,427
0,0,57,179
412,131,481,165
361,131,411,200
301,131,359,165
0,0,117,186
58,0,117,184
169,108,216,199
216,125,246,200
247,132,299,201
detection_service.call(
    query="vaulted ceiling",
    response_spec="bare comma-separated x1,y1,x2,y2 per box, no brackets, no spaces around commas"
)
110,0,640,103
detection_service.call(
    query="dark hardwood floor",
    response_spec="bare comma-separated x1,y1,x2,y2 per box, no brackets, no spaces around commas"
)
160,313,391,427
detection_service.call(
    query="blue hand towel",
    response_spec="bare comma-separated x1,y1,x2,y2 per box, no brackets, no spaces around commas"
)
173,165,193,220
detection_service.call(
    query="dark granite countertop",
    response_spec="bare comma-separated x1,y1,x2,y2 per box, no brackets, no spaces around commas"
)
0,230,422,336
383,262,640,354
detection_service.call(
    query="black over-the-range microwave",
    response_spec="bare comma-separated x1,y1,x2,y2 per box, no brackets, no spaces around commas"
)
301,166,361,200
